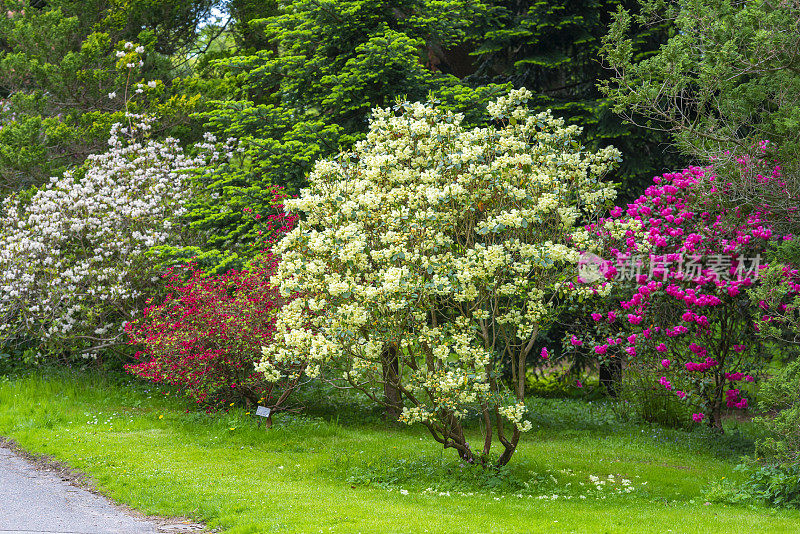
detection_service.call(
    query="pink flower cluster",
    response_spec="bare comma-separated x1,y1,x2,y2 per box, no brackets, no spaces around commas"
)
724,372,754,382
126,254,294,406
578,154,799,426
685,357,718,372
725,389,748,409
126,203,298,407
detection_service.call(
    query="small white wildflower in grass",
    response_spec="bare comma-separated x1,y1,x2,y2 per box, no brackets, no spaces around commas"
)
399,489,408,495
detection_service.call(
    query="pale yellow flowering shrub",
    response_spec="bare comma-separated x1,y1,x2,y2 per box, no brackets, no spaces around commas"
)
260,89,619,465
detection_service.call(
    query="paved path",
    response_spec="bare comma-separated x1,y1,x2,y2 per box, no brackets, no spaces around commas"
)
0,446,200,534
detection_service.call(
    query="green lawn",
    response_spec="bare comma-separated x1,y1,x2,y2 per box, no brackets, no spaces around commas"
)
0,371,797,533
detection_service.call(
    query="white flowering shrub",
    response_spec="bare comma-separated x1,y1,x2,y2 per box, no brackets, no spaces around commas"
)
0,116,224,360
260,89,620,465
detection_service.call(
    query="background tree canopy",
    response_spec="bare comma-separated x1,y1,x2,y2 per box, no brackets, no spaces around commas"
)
0,0,679,199
469,0,686,200
149,0,681,270
600,0,800,214
0,0,223,189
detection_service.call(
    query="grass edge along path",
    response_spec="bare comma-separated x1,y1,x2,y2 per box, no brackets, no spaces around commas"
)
0,435,207,532
0,371,798,534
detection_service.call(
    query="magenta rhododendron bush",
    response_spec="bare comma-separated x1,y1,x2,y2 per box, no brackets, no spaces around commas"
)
575,154,799,428
126,209,300,408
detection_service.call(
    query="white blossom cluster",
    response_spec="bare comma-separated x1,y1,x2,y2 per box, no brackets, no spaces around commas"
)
260,89,619,446
0,116,222,356
497,401,533,432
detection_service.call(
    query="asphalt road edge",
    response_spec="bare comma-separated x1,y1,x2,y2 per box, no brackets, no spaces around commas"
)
0,435,211,533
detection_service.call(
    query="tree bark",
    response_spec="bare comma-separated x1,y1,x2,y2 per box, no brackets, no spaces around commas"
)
599,356,623,398
381,343,402,422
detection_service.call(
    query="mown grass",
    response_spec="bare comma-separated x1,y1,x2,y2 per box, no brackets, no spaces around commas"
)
0,370,797,533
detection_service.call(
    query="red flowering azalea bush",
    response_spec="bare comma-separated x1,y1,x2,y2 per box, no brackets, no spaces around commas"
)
126,210,301,408
571,155,799,429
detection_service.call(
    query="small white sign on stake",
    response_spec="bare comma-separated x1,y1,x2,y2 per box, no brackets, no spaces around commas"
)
256,406,271,418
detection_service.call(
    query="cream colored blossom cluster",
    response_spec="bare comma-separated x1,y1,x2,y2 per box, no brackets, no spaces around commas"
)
498,402,533,432
0,116,226,356
260,89,620,437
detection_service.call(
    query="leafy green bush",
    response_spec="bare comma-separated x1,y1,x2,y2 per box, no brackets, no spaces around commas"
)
526,372,603,400
705,463,800,509
756,359,800,463
616,361,690,429
744,463,800,508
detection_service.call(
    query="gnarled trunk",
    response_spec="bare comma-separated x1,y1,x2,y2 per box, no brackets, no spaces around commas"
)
381,343,402,422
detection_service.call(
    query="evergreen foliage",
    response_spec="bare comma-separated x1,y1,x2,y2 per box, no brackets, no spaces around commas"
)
0,0,219,189
181,0,509,271
601,0,800,194
470,0,684,199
